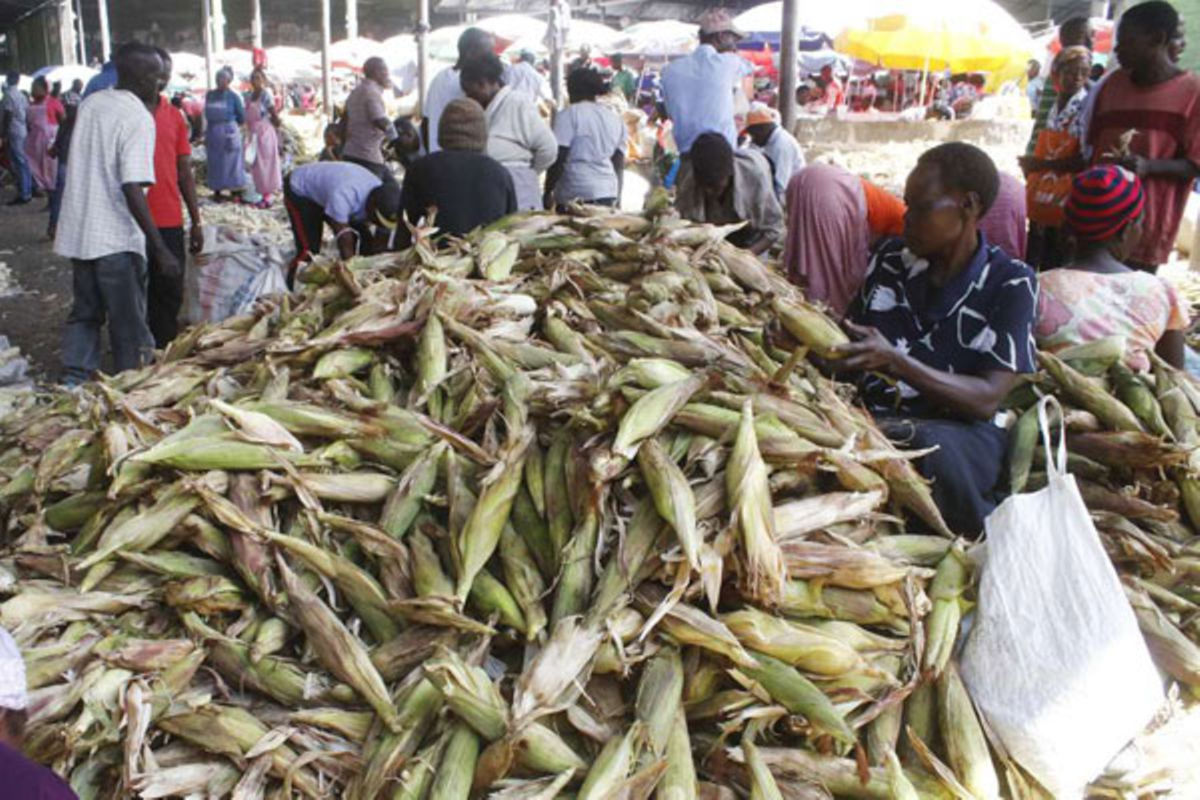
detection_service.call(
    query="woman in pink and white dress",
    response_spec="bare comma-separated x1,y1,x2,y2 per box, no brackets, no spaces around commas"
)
24,76,63,195
245,68,282,208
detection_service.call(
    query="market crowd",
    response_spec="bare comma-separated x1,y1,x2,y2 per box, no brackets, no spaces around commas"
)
0,6,1197,774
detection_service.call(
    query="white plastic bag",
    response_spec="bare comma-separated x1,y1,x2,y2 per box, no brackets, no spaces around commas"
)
961,396,1163,798
182,225,288,324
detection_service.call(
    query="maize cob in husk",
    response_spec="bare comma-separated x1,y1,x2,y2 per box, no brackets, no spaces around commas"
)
1,201,1198,800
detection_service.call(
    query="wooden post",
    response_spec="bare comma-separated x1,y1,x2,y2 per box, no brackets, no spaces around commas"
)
779,0,799,131
417,0,430,115
252,0,263,49
97,0,111,61
346,0,358,41
202,0,215,89
321,0,332,120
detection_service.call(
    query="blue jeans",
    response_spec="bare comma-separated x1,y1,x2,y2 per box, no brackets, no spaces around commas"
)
61,252,155,385
7,128,31,201
48,159,67,226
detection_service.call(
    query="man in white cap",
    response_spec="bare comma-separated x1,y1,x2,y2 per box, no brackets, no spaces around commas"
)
660,8,754,157
0,626,78,798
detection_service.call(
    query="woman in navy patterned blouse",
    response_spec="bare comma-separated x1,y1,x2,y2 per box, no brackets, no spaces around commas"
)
836,143,1039,536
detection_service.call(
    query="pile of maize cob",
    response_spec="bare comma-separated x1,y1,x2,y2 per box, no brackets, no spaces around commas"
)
0,196,1196,799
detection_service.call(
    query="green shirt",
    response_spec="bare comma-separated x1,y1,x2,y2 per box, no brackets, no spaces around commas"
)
1026,83,1058,155
613,68,638,103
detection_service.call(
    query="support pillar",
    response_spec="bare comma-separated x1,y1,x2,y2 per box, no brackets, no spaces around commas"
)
321,0,332,120
779,0,799,131
97,0,111,62
202,0,215,89
346,0,358,41
252,0,263,49
417,0,430,115
58,0,77,66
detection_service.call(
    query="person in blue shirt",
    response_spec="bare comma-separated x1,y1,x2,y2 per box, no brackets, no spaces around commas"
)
660,8,752,156
83,59,117,98
837,143,1039,536
203,67,246,201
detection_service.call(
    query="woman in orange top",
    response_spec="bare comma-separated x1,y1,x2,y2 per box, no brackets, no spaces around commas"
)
782,163,905,316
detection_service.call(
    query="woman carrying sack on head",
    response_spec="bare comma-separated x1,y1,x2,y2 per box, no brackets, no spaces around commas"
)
1019,46,1091,269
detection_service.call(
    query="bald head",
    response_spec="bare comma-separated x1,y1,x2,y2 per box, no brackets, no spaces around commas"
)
115,42,162,106
456,27,495,67
364,56,389,87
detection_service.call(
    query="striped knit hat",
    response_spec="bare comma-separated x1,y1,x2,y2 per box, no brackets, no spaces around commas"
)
1065,165,1145,243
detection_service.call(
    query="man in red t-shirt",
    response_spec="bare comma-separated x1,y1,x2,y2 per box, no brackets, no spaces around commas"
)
1087,2,1200,271
146,49,202,347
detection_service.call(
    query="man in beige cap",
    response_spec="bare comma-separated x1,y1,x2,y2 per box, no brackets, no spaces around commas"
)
0,626,78,798
661,8,754,157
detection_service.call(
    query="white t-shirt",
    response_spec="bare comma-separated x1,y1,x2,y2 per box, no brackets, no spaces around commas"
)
288,162,382,224
54,89,155,261
425,63,519,153
552,101,626,203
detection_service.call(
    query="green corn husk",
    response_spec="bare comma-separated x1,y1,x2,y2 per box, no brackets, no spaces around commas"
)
577,723,644,800
638,437,701,572
428,721,481,800
722,608,864,675
499,523,548,640
728,400,786,607
276,554,402,731
1112,363,1172,439
658,706,699,800
455,431,531,601
468,569,527,632
543,429,574,565
636,647,685,755
739,652,855,746
612,374,706,460
772,297,849,358
937,663,1000,800
1039,351,1144,433
922,544,969,677
742,730,785,800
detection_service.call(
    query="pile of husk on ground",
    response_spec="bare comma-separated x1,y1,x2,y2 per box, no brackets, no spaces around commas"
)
0,195,1197,799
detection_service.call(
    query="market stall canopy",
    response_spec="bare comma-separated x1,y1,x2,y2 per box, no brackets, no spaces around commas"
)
264,46,321,81
212,48,255,78
834,0,1035,76
169,51,207,89
609,20,699,57
501,19,621,58
733,0,874,43
329,37,389,71
30,64,97,87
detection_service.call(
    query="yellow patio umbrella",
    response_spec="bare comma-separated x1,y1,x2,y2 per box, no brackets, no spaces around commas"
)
834,0,1035,80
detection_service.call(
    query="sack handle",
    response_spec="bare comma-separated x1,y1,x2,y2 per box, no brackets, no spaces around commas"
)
1036,395,1067,478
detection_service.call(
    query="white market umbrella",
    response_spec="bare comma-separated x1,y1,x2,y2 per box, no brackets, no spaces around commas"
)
471,13,546,44
31,64,97,87
212,48,254,80
264,46,320,81
426,25,468,63
733,1,874,38
609,20,699,57
330,37,388,71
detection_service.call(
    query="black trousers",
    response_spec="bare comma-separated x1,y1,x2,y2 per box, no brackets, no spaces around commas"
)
878,415,1009,538
284,175,326,259
147,226,186,348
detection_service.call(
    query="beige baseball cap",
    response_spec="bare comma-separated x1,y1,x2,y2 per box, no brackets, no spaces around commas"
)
698,9,746,38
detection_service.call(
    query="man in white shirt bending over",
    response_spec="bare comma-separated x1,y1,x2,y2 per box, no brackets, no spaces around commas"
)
56,42,181,386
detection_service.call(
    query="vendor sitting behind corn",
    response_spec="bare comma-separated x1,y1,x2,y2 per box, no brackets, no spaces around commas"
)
282,160,402,278
836,143,1039,536
675,131,784,255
